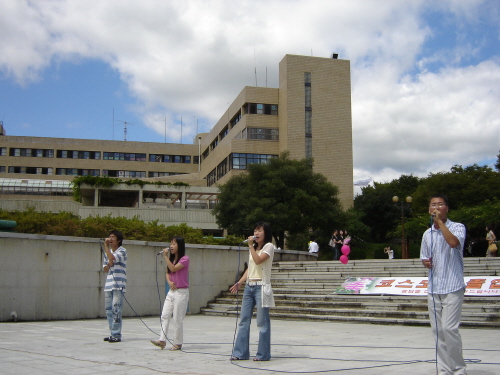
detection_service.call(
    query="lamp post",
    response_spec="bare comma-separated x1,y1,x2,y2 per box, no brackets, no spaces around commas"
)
392,196,412,259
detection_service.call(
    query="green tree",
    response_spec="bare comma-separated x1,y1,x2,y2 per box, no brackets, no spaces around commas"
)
353,174,420,242
411,164,500,213
495,150,500,173
212,152,343,249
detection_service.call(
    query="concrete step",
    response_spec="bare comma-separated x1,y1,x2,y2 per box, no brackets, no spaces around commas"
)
200,257,500,327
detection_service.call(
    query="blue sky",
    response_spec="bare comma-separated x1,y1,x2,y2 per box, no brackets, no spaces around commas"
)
1,0,499,184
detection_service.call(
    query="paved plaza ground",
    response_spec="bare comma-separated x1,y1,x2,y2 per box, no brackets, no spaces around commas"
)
1,315,499,374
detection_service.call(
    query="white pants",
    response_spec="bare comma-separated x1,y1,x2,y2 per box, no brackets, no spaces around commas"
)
428,288,466,375
159,288,189,346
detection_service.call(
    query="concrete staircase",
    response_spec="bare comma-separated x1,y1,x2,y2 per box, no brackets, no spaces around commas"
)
200,258,500,328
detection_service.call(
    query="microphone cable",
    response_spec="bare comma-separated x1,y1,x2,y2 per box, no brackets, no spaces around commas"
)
427,217,439,375
230,239,246,363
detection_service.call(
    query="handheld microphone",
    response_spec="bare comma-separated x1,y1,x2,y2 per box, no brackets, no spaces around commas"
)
243,236,255,243
429,214,435,227
157,250,164,255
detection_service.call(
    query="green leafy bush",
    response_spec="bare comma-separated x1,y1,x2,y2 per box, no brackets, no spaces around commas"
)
0,208,243,245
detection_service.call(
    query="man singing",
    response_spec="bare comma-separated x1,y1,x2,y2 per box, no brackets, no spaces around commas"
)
420,194,466,375
102,230,127,343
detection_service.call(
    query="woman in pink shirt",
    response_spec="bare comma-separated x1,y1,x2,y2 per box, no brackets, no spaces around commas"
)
151,236,189,351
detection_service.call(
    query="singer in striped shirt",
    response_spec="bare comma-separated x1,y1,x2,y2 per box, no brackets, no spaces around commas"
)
102,230,127,343
420,194,466,375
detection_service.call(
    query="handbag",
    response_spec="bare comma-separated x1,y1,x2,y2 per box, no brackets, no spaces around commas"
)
488,243,498,252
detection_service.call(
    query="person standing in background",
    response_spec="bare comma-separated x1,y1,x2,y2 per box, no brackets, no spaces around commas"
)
308,237,319,254
384,246,394,259
486,226,497,257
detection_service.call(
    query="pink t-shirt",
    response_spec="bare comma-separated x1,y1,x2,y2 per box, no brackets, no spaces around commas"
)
169,255,189,288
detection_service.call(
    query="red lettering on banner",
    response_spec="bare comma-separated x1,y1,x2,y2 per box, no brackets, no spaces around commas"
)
375,279,395,288
466,279,486,289
395,279,414,288
416,280,428,288
490,279,500,289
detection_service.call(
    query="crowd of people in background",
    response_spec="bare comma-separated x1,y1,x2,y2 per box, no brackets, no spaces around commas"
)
329,229,350,260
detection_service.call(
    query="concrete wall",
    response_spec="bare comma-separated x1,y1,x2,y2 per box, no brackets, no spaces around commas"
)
0,232,315,322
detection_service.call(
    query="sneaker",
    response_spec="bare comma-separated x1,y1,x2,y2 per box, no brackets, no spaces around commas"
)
103,336,111,342
108,337,121,343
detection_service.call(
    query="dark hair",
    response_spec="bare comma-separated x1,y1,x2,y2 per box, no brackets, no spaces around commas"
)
429,193,449,206
253,222,272,249
109,230,123,247
168,236,186,273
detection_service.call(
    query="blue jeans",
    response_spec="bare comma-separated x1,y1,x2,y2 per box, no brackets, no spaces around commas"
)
105,290,124,339
232,285,271,360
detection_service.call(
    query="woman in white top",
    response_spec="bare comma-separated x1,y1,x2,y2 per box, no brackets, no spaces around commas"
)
230,222,275,361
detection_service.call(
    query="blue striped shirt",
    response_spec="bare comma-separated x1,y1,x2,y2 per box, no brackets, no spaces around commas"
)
420,219,466,294
103,246,127,293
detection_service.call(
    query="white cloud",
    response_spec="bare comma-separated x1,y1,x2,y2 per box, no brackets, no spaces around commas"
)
1,0,499,185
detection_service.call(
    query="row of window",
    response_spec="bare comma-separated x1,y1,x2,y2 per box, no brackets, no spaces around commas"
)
0,166,186,178
203,103,278,160
1,147,192,164
149,154,191,163
243,128,279,141
58,150,101,159
207,153,277,186
305,72,313,159
103,152,147,161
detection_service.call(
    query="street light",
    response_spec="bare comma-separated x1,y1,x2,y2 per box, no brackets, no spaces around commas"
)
392,196,412,259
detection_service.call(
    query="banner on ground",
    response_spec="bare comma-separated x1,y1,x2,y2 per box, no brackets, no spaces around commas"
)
335,276,500,296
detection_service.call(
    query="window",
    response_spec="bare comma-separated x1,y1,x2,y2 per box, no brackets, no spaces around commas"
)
216,157,229,180
247,128,279,141
229,153,277,170
8,166,53,175
0,166,5,173
230,111,242,127
149,154,190,163
56,168,100,176
246,103,278,116
219,126,229,140
57,150,99,159
10,148,54,157
102,152,145,161
305,72,313,159
148,171,186,178
207,168,217,186
210,139,218,150
103,170,146,178
0,147,7,156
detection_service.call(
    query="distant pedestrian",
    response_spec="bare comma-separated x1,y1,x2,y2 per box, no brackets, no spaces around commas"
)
308,237,319,254
384,246,394,259
329,231,337,259
486,226,497,257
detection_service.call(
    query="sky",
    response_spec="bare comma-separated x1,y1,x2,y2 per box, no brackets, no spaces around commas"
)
1,0,499,188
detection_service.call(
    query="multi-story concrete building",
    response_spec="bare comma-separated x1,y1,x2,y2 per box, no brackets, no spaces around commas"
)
0,54,353,213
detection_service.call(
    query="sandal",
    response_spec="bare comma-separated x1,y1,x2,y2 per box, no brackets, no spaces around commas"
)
230,356,245,360
253,358,268,361
150,340,166,350
169,345,182,351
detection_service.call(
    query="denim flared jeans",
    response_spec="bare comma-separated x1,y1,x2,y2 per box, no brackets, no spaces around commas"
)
105,290,124,339
232,285,271,360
